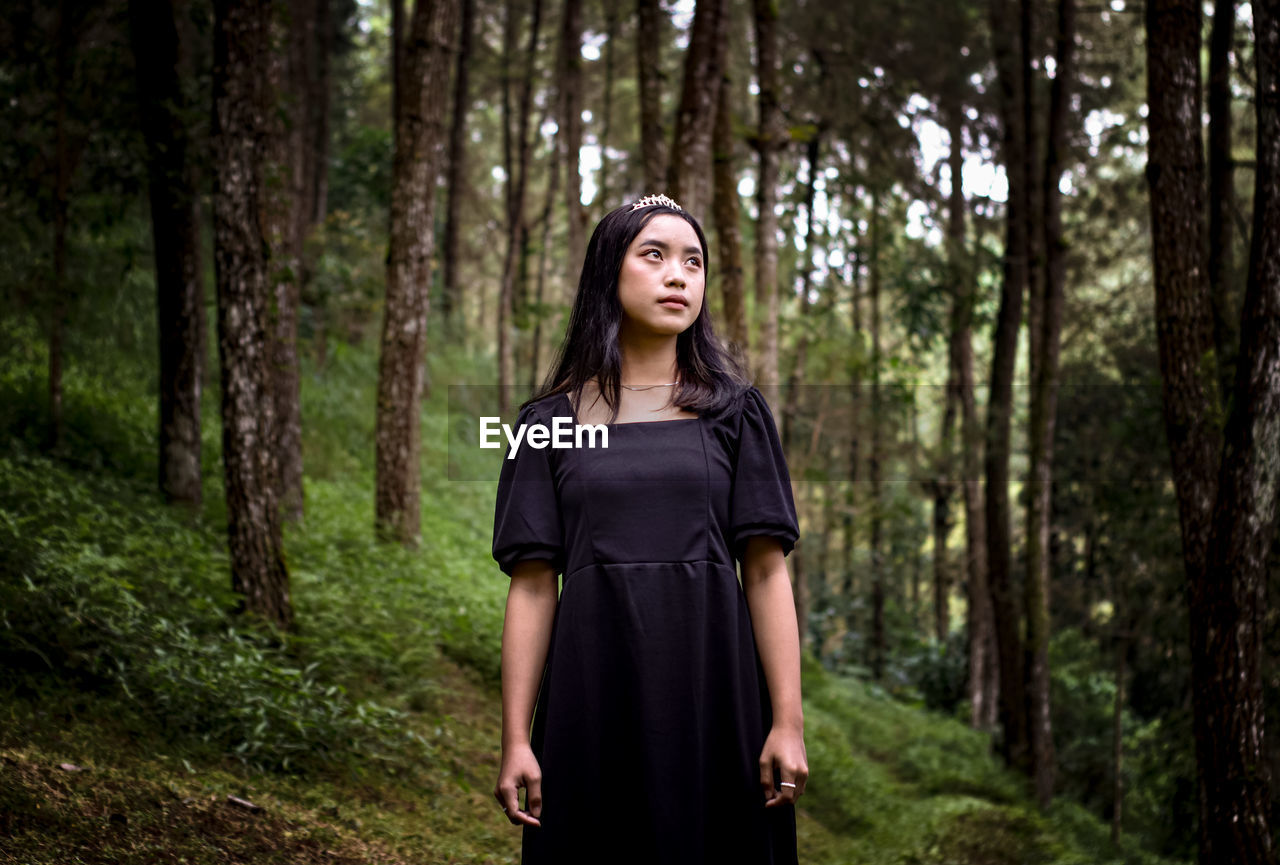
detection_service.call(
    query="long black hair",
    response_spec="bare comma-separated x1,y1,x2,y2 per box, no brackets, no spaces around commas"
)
527,199,750,422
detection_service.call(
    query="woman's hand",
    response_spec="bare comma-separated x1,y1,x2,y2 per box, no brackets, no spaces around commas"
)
495,742,543,827
759,724,808,808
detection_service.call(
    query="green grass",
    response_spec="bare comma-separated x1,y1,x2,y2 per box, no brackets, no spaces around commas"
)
0,328,1186,864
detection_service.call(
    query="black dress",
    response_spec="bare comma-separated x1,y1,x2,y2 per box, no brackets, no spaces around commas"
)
491,383,801,865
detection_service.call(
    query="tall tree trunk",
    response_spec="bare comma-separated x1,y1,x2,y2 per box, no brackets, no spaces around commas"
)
1025,0,1075,810
752,0,781,398
599,0,619,207
265,0,307,523
496,0,542,414
781,131,819,650
531,130,562,391
309,0,331,228
1142,1,1275,862
1195,0,1280,858
497,0,516,406
667,0,726,219
392,0,404,128
375,0,459,545
1208,0,1237,401
635,0,665,192
212,0,292,628
986,0,1030,771
559,0,584,276
308,0,332,366
910,394,923,621
442,0,475,331
869,192,885,682
48,0,78,453
933,355,957,645
1111,599,1127,846
129,0,206,512
843,253,862,642
783,132,821,452
818,478,837,658
946,102,996,733
712,74,749,371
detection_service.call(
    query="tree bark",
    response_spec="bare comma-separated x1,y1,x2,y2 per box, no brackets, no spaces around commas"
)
441,0,475,330
532,94,563,391
1144,1,1278,862
306,0,331,368
712,73,749,372
933,355,957,645
375,0,459,545
781,131,818,648
869,192,885,682
666,0,726,219
1024,0,1075,810
1208,0,1237,402
496,0,542,414
129,0,206,511
985,0,1030,771
844,252,862,643
1146,0,1222,628
212,0,292,628
599,0,619,207
937,101,965,643
752,0,782,398
309,0,331,228
558,0,584,276
48,0,80,454
1111,607,1127,845
264,0,306,523
944,99,996,731
635,0,666,193
783,132,821,452
1194,0,1280,859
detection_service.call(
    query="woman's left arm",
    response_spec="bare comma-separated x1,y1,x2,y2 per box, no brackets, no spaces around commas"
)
741,535,809,807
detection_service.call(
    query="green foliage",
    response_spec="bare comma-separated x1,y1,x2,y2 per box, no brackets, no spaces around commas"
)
894,627,970,715
1048,627,1198,861
0,316,514,778
0,317,158,481
0,451,429,774
794,656,1180,864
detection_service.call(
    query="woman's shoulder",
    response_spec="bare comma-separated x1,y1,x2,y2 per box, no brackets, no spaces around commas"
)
699,381,760,450
513,390,569,426
726,382,770,418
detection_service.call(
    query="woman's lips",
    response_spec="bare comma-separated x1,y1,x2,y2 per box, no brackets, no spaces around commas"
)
659,296,688,308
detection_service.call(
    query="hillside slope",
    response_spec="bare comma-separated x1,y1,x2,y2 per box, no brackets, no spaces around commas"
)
0,334,1178,864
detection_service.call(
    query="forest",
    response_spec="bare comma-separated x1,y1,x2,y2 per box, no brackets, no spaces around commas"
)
1,0,1279,862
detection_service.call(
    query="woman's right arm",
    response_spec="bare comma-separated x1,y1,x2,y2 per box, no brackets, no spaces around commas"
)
493,559,558,827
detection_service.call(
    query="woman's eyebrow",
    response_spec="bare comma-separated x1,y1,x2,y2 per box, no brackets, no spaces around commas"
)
637,238,702,257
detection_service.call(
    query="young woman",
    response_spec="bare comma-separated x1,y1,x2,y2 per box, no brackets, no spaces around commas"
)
491,194,808,864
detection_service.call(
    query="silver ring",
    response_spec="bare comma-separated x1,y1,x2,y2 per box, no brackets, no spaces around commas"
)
779,782,797,788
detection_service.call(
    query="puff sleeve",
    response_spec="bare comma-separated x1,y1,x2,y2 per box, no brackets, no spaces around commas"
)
491,402,566,577
729,386,800,560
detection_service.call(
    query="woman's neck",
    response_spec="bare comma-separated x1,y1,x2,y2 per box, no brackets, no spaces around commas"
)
617,336,679,386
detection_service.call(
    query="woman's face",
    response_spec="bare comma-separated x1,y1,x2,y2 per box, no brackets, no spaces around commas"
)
615,214,706,340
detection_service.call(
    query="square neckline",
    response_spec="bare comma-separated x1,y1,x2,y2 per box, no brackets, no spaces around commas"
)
559,391,701,428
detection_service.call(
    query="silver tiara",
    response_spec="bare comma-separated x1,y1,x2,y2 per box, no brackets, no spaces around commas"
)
630,193,683,212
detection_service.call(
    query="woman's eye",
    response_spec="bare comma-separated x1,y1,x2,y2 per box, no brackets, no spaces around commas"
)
645,249,661,259
686,258,702,268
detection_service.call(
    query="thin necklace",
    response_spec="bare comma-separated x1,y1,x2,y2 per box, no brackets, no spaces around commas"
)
620,381,679,391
